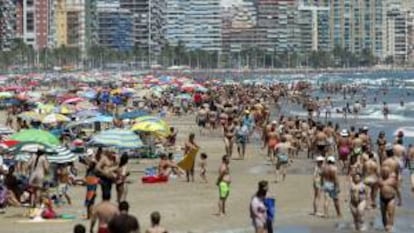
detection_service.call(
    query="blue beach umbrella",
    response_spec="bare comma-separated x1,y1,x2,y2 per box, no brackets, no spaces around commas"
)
120,110,149,119
89,129,143,149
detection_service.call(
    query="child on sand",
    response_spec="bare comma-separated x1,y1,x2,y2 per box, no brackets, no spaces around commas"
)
199,153,208,183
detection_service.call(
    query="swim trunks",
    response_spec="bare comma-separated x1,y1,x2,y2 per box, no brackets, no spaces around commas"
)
323,181,338,199
98,227,109,233
219,181,230,199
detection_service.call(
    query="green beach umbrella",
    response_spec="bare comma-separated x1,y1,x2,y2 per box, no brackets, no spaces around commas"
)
10,129,60,147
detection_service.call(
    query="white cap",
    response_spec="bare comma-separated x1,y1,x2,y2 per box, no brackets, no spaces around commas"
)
362,126,369,131
327,156,336,163
340,129,349,137
316,156,325,162
86,148,94,157
271,120,277,124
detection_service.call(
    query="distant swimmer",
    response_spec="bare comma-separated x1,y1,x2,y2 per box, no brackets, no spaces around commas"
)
399,97,404,107
353,101,361,119
382,102,389,120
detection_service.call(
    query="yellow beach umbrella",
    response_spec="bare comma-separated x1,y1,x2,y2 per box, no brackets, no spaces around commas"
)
131,121,170,137
18,111,45,121
42,113,70,124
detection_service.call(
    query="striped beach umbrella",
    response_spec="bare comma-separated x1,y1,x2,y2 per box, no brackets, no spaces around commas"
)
14,145,78,164
89,129,143,149
0,125,14,135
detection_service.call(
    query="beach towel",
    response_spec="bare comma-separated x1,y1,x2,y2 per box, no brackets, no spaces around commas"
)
177,148,199,171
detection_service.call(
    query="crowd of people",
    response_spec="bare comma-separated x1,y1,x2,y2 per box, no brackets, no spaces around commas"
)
0,77,413,233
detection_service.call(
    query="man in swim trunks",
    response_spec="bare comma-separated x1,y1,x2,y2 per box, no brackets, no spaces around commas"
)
313,124,328,157
321,156,342,218
216,155,231,217
90,191,119,233
379,164,398,232
274,136,291,183
363,151,379,209
392,140,405,205
196,106,208,135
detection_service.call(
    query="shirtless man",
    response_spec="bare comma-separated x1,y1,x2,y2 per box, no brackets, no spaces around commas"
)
216,155,231,216
223,120,235,158
313,124,328,157
96,150,117,201
321,156,342,218
145,211,167,233
90,192,119,233
392,139,405,205
379,164,398,232
208,108,218,132
196,106,208,135
274,136,291,183
324,96,333,121
267,121,279,159
363,152,379,209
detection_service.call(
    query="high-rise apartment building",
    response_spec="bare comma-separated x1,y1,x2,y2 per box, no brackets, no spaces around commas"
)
120,0,166,59
330,0,383,58
298,0,330,53
166,0,222,52
384,0,408,63
15,0,55,50
0,0,15,51
257,0,298,54
97,1,133,51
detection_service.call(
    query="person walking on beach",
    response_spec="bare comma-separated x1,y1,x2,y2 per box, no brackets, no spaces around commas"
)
235,120,249,159
349,173,367,231
312,156,325,216
95,150,117,201
274,136,290,183
116,153,129,203
408,145,414,192
321,156,342,218
90,191,119,233
250,180,269,233
363,151,379,209
216,155,231,217
184,133,199,182
27,149,49,207
223,119,235,158
379,163,398,232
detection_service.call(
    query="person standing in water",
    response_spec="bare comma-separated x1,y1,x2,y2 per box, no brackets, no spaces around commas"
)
382,102,389,120
216,155,231,217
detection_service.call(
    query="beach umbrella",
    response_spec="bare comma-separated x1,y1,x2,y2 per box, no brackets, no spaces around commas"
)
0,125,14,135
74,109,102,118
56,104,76,114
90,129,143,149
10,129,60,146
131,121,170,137
14,145,78,164
76,101,98,111
0,92,13,98
42,113,70,124
120,110,148,119
81,90,97,99
0,139,19,149
63,97,84,104
18,111,45,121
89,115,113,123
36,103,56,114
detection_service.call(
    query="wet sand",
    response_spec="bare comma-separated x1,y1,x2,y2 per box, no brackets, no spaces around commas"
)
1,114,414,233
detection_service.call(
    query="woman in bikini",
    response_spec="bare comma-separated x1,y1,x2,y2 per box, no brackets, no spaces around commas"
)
377,131,387,163
350,173,368,231
223,119,235,158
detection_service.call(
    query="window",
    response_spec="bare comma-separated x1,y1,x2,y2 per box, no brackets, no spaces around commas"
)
26,12,34,32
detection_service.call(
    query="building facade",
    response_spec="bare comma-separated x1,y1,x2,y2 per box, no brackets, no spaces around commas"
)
0,0,16,51
384,0,408,63
166,0,222,52
120,0,166,60
97,1,133,51
298,0,330,53
257,0,299,53
330,0,383,58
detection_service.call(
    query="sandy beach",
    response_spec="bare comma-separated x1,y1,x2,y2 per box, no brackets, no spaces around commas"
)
0,114,361,233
